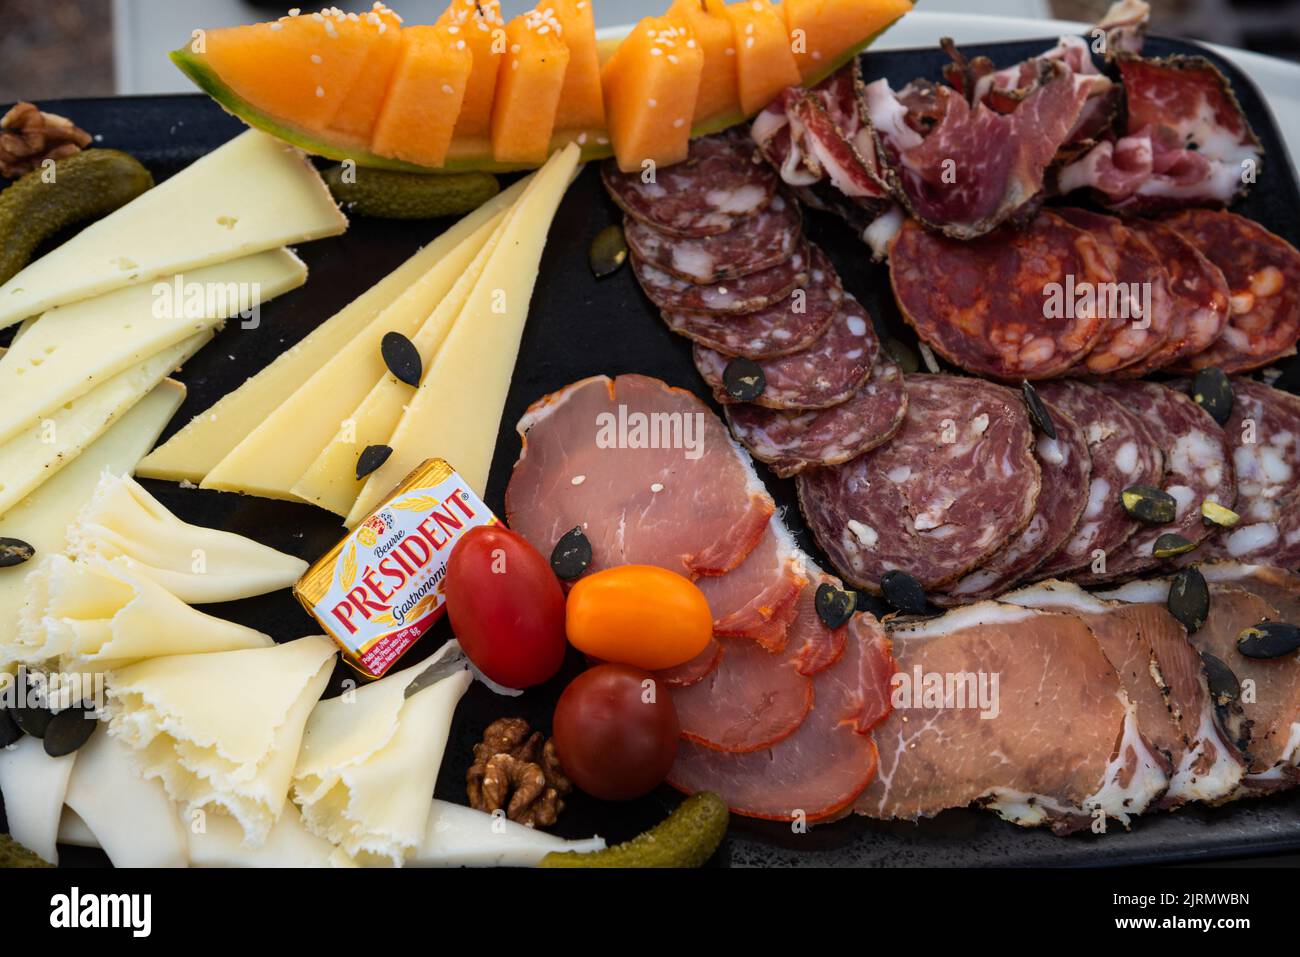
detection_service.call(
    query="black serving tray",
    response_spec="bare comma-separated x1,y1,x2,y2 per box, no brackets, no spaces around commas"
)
4,32,1299,868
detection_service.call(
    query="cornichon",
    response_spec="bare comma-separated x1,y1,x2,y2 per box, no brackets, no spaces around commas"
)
324,165,499,220
0,833,52,868
0,148,154,285
539,792,729,868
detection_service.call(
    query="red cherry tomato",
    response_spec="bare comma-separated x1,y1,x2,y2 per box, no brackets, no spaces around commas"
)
551,663,680,801
444,524,566,688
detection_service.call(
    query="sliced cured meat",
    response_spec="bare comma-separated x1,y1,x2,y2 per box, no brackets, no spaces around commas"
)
655,640,721,690
797,374,1040,592
1123,219,1230,375
695,518,807,652
1053,208,1173,375
1200,562,1300,624
505,374,772,580
1162,210,1300,374
859,602,1167,833
622,192,802,284
938,399,1090,604
631,242,809,315
669,612,891,822
600,130,776,237
660,245,841,359
695,294,878,410
726,355,907,478
889,212,1113,380
786,572,849,677
1033,379,1164,580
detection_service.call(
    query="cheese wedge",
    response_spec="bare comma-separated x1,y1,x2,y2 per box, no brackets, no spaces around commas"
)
0,249,305,446
413,800,606,867
136,180,529,486
293,642,471,866
0,735,76,865
348,143,581,521
187,801,341,867
63,725,189,867
66,473,307,603
0,331,211,518
201,178,535,501
0,130,345,329
0,380,183,664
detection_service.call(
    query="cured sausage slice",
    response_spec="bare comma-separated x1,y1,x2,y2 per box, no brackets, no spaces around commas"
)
726,355,907,478
504,374,772,580
1053,207,1173,375
1162,210,1300,373
695,519,807,652
694,294,878,410
937,399,1091,604
889,212,1113,380
622,192,801,284
796,374,1040,593
600,130,777,237
632,242,809,315
1032,379,1164,580
660,245,841,359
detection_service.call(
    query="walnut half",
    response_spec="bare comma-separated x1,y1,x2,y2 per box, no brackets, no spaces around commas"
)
467,717,572,828
0,102,93,179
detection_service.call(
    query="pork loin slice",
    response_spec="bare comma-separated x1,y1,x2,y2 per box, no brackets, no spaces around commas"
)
655,640,722,689
695,518,807,652
858,602,1167,833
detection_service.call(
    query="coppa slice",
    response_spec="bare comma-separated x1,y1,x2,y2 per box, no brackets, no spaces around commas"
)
634,242,809,315
797,374,1039,593
695,518,807,650
505,374,774,579
889,212,1113,380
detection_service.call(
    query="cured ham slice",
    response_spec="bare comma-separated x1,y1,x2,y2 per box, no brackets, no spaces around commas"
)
1200,563,1300,623
858,602,1166,833
505,375,773,580
694,518,807,651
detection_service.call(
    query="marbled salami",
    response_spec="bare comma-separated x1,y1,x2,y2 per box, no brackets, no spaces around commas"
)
632,242,809,315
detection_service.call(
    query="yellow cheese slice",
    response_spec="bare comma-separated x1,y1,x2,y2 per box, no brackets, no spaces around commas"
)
0,380,183,664
0,735,76,865
413,800,605,867
348,144,581,522
0,249,305,447
66,473,307,604
187,801,341,867
0,331,211,518
0,130,345,329
136,179,530,486
106,634,336,845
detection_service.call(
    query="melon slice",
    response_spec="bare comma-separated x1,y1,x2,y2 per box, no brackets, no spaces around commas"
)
372,24,472,168
439,0,507,142
601,16,705,172
724,0,802,116
327,3,404,141
785,0,915,80
491,8,572,165
552,0,606,132
667,0,739,123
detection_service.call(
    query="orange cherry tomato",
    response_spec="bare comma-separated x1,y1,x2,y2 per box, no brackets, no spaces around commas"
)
565,565,712,671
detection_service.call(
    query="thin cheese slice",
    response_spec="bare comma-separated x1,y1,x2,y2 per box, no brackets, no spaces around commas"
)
187,801,341,867
0,380,183,662
0,130,345,329
0,735,76,865
58,809,99,848
348,143,581,522
136,179,530,485
413,800,606,867
107,634,336,845
0,331,211,517
66,473,307,603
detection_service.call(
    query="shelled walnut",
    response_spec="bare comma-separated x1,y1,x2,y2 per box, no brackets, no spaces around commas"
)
467,717,572,828
0,102,93,178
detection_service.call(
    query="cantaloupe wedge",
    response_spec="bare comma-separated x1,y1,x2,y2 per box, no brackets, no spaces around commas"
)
724,0,802,116
372,24,472,168
785,0,914,80
491,9,572,165
667,0,739,123
327,4,404,141
552,0,606,132
439,0,506,141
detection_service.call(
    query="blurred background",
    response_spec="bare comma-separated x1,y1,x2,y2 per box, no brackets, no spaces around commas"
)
1,0,1298,101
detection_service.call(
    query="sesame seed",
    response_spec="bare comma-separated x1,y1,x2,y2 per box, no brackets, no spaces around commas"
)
746,36,755,48
650,483,664,493
668,54,678,64
315,85,325,98
270,22,282,31
673,118,685,128
310,53,322,64
442,83,454,94
725,47,735,55
650,47,663,56
289,7,300,15
648,97,658,107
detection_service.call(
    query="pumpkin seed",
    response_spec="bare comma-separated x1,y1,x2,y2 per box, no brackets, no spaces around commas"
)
1236,621,1300,659
722,358,765,402
589,224,628,278
381,331,422,386
1192,367,1233,425
0,708,21,747
814,582,857,629
550,526,592,581
355,444,392,481
881,570,927,616
884,338,920,374
1200,652,1240,703
43,706,97,758
1152,533,1196,559
1168,566,1210,633
1201,500,1240,528
1201,650,1250,758
11,702,53,738
1120,485,1177,524
1020,380,1056,439
0,537,34,567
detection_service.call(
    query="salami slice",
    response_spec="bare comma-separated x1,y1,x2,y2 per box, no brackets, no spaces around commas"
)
695,294,878,410
660,245,841,359
796,374,1041,593
1163,210,1300,373
623,192,801,284
726,355,907,477
601,130,777,237
632,242,809,315
889,212,1114,380
1032,379,1165,580
937,400,1091,604
1053,207,1173,375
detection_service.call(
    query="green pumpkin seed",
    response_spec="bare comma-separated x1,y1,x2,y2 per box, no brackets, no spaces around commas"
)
589,224,628,278
881,570,927,616
1201,500,1240,528
1200,652,1240,704
550,526,592,581
1121,485,1177,524
1020,381,1057,439
1168,566,1210,633
1152,533,1196,558
814,582,857,629
722,358,765,401
1192,367,1233,425
0,537,34,568
884,338,920,374
1236,621,1300,659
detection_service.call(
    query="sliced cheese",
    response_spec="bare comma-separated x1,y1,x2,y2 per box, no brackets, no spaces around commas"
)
58,809,100,848
0,250,304,447
0,331,211,518
0,380,183,663
66,473,307,603
0,735,76,864
348,143,581,522
187,801,340,867
413,800,606,867
0,130,345,329
136,178,530,485
106,634,336,845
